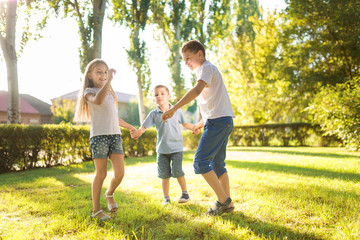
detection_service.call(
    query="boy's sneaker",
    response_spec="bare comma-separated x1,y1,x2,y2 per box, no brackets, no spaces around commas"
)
178,192,190,203
162,197,171,205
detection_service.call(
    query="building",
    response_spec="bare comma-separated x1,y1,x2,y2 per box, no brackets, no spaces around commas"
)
0,91,53,124
51,90,136,120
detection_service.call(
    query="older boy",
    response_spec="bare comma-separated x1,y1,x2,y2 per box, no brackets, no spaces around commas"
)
132,85,196,205
161,40,235,215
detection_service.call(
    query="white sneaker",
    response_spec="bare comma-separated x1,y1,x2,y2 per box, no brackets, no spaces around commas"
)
162,198,171,205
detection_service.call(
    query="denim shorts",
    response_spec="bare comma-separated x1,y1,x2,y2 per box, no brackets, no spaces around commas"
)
157,152,185,179
194,117,233,177
89,134,124,159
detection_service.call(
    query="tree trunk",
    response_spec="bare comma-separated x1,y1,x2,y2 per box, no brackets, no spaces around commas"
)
137,72,146,124
0,0,20,124
92,0,106,59
134,26,146,124
172,17,184,102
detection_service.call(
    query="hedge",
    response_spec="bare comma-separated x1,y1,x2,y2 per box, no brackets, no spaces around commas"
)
0,122,341,173
0,124,157,173
229,123,341,147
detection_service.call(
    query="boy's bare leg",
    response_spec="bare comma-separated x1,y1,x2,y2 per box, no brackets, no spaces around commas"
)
176,176,187,192
162,178,170,197
218,172,233,207
202,170,228,207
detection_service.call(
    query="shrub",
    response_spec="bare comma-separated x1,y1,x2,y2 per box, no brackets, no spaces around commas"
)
308,77,360,151
229,123,340,147
0,124,188,173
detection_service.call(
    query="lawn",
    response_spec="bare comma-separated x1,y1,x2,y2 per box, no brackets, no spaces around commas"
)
0,147,359,239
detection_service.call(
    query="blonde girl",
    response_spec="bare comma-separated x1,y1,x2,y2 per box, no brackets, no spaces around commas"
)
74,59,136,220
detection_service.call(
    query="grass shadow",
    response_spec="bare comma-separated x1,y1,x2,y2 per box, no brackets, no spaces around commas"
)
171,201,322,240
228,147,360,159
226,160,360,181
222,212,323,240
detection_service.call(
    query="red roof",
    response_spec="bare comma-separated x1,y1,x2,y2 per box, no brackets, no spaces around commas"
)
0,91,39,114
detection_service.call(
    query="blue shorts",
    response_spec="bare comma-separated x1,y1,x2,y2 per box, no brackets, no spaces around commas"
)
194,117,233,177
157,152,185,179
89,134,124,159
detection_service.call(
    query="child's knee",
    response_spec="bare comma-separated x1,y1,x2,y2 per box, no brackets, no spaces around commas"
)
96,171,107,181
172,169,184,178
212,165,227,177
114,170,124,181
193,159,212,174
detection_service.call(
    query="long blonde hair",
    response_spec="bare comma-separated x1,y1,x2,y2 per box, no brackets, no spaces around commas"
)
74,59,118,122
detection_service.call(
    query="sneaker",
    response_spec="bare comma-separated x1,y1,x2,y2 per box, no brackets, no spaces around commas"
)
178,192,190,203
162,198,171,205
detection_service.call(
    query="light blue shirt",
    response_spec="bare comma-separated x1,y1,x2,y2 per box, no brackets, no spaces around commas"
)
142,104,186,154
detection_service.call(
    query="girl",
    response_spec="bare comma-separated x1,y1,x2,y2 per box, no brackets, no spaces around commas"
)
74,59,136,220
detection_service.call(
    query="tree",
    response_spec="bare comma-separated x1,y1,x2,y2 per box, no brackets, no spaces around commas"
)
48,0,106,72
112,0,151,124
0,0,47,124
0,0,18,124
188,0,232,50
151,0,193,101
284,0,360,85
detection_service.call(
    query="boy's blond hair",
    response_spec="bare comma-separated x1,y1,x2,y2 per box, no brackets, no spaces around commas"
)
74,59,117,122
181,40,206,58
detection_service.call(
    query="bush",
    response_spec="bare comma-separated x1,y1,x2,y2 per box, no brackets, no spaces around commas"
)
228,123,340,147
308,77,360,151
0,124,158,173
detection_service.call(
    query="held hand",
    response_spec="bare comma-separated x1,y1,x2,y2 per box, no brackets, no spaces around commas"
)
192,122,203,135
131,129,142,140
192,128,201,135
161,109,176,122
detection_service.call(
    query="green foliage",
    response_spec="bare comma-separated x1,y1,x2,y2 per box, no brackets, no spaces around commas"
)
229,123,340,147
182,130,201,150
151,0,191,101
0,124,92,173
285,0,360,84
47,0,106,72
112,0,151,122
0,0,49,58
50,98,76,124
220,0,360,125
221,11,301,124
308,77,360,150
0,124,201,173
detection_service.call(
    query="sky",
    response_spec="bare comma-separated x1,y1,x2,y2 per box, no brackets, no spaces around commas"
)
0,0,286,104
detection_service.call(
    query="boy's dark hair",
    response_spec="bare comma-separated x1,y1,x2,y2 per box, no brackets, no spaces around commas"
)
181,40,206,58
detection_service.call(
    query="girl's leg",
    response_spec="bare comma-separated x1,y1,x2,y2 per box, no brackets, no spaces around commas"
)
162,178,170,197
92,158,108,214
105,153,125,205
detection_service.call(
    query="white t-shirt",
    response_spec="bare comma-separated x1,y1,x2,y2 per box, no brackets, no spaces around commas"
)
196,60,235,121
84,88,121,138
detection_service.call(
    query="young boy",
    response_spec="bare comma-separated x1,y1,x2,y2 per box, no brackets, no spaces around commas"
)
161,40,235,216
132,85,197,205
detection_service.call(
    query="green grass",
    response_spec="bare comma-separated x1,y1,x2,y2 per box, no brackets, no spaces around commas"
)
1,147,360,239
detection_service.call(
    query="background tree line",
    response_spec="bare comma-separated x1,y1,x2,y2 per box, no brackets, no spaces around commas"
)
1,0,359,149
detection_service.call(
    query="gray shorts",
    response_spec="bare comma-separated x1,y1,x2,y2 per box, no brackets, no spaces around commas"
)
89,134,124,159
157,152,185,179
